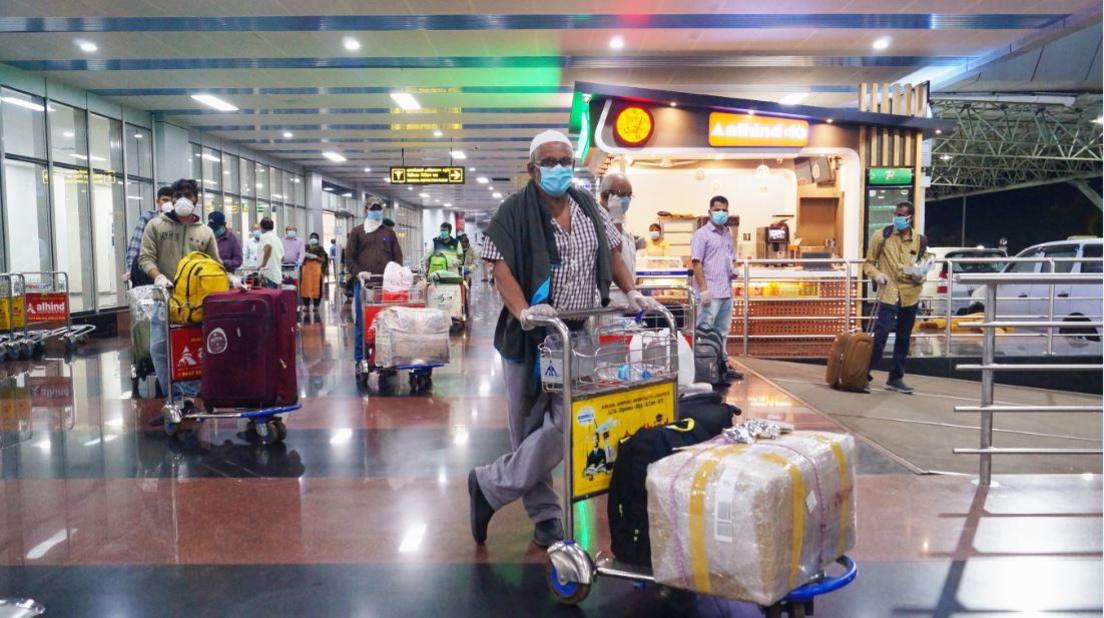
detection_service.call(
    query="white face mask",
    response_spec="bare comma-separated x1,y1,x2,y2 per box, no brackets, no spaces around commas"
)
160,201,174,214
173,197,195,218
649,230,661,240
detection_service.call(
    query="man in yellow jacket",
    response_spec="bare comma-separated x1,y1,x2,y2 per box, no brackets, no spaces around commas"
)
863,201,927,395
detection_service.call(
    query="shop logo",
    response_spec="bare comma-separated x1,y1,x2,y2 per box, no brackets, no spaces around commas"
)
178,345,198,367
614,106,654,146
708,112,809,148
206,327,228,355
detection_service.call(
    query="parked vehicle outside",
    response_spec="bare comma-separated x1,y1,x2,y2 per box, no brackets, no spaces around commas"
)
920,247,1007,316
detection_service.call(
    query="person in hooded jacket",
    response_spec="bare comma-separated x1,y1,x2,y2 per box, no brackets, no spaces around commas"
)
137,178,222,399
207,210,243,273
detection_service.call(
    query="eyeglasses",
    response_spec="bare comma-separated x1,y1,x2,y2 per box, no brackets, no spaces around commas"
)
535,157,574,168
607,190,633,198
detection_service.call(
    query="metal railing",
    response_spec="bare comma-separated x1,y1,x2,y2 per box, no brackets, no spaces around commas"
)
950,271,1104,486
712,255,1103,359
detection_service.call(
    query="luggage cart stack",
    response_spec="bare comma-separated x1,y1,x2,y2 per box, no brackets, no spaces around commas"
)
537,305,856,616
155,287,299,444
21,272,95,352
355,276,444,394
0,273,35,362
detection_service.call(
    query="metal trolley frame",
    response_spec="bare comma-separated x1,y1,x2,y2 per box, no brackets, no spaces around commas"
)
354,277,444,394
0,273,35,362
539,305,856,616
21,271,96,352
155,287,299,444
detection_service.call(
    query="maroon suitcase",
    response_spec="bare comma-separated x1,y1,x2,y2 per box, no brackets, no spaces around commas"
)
200,288,298,408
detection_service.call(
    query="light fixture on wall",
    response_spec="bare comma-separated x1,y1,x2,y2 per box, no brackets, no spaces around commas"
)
756,163,771,179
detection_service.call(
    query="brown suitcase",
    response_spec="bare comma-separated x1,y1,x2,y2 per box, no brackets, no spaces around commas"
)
825,332,873,392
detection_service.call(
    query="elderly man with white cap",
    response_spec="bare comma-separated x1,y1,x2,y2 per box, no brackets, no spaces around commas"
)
468,129,662,548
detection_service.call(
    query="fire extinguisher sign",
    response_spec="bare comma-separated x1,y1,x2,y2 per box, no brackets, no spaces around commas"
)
170,327,204,381
24,292,68,323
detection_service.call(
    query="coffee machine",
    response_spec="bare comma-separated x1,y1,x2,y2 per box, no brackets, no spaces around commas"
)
756,216,792,261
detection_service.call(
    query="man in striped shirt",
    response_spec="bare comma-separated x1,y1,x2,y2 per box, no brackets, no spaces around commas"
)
469,130,663,549
123,186,172,284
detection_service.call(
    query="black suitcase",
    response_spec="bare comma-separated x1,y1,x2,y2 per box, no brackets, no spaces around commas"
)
607,393,740,566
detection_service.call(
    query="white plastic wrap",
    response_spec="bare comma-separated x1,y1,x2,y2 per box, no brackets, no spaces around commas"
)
427,284,463,321
646,431,857,605
373,306,450,367
126,284,159,325
382,261,415,292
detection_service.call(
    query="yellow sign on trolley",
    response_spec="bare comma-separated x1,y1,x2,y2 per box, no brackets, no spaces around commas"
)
570,380,676,501
0,294,24,331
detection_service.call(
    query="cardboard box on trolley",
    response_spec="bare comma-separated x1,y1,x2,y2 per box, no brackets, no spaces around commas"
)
646,431,857,606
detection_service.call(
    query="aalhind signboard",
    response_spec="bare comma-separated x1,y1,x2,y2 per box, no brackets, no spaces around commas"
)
708,112,809,148
24,293,68,323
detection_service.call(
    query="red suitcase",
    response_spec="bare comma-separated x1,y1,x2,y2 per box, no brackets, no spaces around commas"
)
200,288,298,408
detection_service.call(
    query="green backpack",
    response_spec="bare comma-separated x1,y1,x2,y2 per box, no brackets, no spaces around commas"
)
427,252,450,276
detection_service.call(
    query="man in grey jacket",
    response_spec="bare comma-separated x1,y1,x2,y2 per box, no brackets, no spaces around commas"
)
138,178,221,398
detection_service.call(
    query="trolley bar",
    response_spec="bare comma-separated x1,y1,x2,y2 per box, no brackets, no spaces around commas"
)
955,405,1103,413
956,363,1104,372
954,447,1103,456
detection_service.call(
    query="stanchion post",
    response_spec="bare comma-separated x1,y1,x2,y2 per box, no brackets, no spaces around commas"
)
980,283,997,486
742,259,750,357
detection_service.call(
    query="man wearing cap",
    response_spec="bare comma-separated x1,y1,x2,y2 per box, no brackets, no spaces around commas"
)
468,130,664,548
207,210,243,274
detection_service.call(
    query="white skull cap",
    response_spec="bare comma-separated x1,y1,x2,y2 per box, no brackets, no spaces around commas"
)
529,129,573,156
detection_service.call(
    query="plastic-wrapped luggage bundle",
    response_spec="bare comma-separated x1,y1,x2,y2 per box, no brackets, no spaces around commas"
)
646,431,857,606
127,284,159,365
373,306,450,367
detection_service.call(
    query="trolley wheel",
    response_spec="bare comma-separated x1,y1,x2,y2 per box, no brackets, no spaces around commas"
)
32,340,46,358
64,337,76,352
547,561,590,605
131,376,141,398
0,344,8,362
255,419,281,445
274,418,288,442
77,334,89,345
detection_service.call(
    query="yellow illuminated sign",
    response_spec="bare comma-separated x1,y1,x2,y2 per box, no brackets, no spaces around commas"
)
614,106,654,145
390,166,465,185
571,381,676,500
708,112,809,147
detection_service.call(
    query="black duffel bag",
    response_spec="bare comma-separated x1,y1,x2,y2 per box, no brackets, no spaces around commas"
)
607,391,740,566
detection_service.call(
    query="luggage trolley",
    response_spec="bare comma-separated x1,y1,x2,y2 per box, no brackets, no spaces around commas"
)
354,276,443,393
20,272,95,352
536,305,857,616
155,287,299,444
0,272,36,362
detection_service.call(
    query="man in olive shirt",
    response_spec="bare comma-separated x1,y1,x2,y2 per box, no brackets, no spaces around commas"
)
863,201,927,394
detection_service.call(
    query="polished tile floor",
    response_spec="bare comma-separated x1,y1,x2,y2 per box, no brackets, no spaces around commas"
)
0,282,1100,617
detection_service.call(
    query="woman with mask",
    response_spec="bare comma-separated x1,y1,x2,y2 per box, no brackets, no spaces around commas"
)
644,223,670,256
207,210,243,273
299,232,329,316
136,178,222,399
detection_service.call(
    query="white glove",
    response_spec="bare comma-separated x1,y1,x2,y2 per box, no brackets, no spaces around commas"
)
700,290,713,307
357,271,372,284
519,303,557,331
627,290,664,314
228,274,246,290
874,274,888,286
154,274,173,289
122,271,131,283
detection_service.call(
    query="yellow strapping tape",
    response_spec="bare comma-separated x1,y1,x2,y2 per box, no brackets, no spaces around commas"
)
813,434,852,557
758,451,805,589
687,444,745,594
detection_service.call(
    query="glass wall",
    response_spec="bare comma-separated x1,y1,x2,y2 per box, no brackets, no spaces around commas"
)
2,88,51,273
51,166,93,311
89,113,126,309
125,124,153,228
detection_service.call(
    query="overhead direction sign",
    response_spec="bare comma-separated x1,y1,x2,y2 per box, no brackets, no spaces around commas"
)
390,166,466,185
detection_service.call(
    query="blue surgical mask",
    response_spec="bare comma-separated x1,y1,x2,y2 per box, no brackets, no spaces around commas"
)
366,211,383,222
893,215,910,231
309,238,318,245
252,230,261,239
538,165,573,197
212,226,226,237
711,210,729,226
286,230,297,239
440,231,450,240
616,196,632,213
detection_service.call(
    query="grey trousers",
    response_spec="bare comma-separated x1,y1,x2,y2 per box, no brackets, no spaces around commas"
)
475,358,563,523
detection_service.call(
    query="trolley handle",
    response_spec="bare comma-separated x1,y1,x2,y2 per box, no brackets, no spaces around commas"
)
530,303,680,341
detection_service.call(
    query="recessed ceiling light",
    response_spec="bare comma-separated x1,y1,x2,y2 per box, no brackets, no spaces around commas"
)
609,36,625,50
419,192,430,198
940,154,952,161
407,186,413,191
826,118,834,124
1094,116,1104,124
872,36,891,51
450,150,467,160
670,102,678,107
321,151,347,163
470,167,476,171
363,167,372,172
444,202,452,207
282,131,293,138
76,40,98,53
488,186,494,191
779,92,808,106
435,199,440,203
390,92,421,111
476,176,489,184
323,187,333,192
342,37,361,51
191,94,239,112
492,192,502,199
342,192,353,198
935,129,943,135
433,129,443,137
62,131,74,138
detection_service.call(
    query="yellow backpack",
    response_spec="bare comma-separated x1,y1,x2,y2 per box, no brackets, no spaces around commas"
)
169,251,229,324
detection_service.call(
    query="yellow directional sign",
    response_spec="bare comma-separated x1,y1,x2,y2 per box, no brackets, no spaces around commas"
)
390,166,466,185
